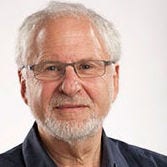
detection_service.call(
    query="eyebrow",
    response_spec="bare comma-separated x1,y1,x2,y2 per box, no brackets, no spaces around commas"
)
36,58,101,64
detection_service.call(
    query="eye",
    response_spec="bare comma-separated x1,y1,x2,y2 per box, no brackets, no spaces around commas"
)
33,62,64,75
43,63,63,72
46,65,57,71
79,63,94,70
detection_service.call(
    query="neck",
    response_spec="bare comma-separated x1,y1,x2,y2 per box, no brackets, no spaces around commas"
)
39,126,103,167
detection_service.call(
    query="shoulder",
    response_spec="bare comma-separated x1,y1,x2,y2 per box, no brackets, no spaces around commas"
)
108,137,167,166
0,144,25,167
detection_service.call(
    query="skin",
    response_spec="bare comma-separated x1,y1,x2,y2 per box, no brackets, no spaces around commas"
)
19,16,119,167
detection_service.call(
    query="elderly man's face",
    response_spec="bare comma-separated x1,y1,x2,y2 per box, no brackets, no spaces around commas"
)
21,16,119,141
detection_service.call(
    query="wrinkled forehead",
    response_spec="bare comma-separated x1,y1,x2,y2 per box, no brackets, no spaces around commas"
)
36,16,98,47
28,16,108,64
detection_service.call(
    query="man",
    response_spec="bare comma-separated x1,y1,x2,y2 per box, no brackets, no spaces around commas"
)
0,1,166,167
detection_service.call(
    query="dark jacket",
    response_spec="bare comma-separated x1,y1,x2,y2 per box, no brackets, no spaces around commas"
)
0,123,167,167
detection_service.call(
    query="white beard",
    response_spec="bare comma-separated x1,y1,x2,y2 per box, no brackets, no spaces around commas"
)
37,113,103,144
33,93,105,144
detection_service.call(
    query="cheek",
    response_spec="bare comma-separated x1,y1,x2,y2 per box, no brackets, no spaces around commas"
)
26,80,56,120
26,80,43,112
40,82,57,107
38,81,62,118
85,77,113,117
26,80,41,101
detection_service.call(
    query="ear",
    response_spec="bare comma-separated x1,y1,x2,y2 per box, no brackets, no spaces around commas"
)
112,64,119,102
18,70,28,105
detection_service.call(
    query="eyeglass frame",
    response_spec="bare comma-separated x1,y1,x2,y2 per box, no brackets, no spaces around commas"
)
20,59,115,81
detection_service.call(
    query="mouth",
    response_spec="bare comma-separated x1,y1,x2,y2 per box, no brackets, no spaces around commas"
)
52,103,92,120
54,104,89,111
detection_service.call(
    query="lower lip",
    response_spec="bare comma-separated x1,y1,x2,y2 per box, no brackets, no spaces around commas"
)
54,106,88,112
53,106,90,120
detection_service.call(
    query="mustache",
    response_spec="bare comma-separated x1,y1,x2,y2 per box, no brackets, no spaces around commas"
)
49,94,92,108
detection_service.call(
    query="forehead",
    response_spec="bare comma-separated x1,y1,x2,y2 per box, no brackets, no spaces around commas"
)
33,16,108,63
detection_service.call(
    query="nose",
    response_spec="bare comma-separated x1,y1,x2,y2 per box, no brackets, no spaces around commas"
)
58,66,82,96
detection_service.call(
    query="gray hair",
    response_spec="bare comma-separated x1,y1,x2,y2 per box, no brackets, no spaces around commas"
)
16,1,121,68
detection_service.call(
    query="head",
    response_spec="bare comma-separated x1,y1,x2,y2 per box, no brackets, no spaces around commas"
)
17,1,120,143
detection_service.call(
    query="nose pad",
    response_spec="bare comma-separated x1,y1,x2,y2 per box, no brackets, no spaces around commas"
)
58,67,81,96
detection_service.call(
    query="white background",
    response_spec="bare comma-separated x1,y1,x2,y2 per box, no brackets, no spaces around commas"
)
0,0,167,155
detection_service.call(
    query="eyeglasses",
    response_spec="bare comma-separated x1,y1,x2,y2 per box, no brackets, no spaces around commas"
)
21,60,114,81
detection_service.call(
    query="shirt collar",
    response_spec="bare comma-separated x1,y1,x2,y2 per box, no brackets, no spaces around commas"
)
22,123,56,167
22,123,128,167
101,130,129,167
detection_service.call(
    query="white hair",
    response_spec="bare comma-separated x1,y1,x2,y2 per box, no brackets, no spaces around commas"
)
16,1,121,68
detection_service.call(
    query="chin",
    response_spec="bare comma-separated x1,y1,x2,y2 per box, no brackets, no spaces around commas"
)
37,115,104,144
